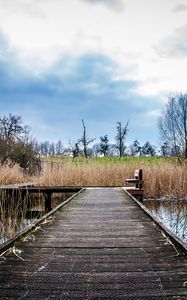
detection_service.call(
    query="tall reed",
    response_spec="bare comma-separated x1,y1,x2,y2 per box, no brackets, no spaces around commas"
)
0,190,36,241
143,164,187,198
36,158,187,199
0,159,186,198
0,163,28,185
0,163,33,241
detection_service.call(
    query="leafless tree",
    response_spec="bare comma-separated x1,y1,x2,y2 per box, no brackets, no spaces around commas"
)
158,93,187,160
80,119,95,158
0,114,40,173
0,114,28,143
55,140,63,155
115,121,129,157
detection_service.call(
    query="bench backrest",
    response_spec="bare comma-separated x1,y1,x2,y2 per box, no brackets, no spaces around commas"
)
134,169,143,189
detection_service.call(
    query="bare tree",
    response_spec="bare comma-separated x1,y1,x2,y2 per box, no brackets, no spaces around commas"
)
158,93,187,160
49,142,55,156
39,141,50,157
115,121,129,157
160,142,170,157
0,114,40,173
55,140,63,155
80,119,95,158
0,114,28,143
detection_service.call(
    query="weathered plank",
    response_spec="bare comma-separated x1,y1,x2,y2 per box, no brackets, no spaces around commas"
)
0,182,34,189
0,188,186,299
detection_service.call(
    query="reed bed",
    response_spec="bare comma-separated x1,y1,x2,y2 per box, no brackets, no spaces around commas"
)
0,163,33,241
0,158,186,198
143,164,187,198
0,163,28,185
36,157,187,199
0,190,34,241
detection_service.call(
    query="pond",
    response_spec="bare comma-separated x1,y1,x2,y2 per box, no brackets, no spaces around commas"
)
143,199,187,244
0,191,74,246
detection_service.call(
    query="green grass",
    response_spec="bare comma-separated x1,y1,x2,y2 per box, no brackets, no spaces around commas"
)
44,155,177,167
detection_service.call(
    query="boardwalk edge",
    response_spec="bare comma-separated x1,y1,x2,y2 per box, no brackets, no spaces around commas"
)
0,187,85,254
122,188,187,255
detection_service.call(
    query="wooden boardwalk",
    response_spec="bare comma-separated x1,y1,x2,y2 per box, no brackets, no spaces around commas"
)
0,188,187,299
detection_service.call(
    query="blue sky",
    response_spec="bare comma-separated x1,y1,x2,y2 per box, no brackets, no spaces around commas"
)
0,0,187,145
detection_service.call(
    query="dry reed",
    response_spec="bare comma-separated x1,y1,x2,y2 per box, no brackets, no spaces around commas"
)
143,164,187,198
0,190,34,240
0,163,29,185
0,159,186,198
35,158,187,199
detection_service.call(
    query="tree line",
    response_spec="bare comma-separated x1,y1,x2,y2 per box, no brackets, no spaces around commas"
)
37,120,157,158
0,92,186,172
38,136,157,158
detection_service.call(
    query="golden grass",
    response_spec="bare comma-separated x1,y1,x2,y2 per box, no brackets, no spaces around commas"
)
143,164,187,198
35,158,187,198
0,163,28,185
0,158,186,198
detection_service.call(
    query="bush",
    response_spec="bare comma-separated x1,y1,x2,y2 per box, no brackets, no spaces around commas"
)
0,114,41,174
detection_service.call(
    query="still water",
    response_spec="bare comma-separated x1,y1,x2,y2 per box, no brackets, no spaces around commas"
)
143,199,187,244
0,192,74,245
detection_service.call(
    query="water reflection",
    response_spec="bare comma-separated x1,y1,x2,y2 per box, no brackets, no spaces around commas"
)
144,200,187,243
0,191,73,245
0,217,37,245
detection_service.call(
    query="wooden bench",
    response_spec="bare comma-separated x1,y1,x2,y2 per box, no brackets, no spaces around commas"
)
124,169,144,201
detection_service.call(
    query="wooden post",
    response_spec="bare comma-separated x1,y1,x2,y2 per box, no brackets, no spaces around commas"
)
138,169,143,189
44,192,52,212
125,169,144,201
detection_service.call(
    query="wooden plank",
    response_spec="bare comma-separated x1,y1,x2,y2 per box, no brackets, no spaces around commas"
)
0,188,186,299
124,188,187,253
0,188,85,253
0,186,82,192
0,182,34,189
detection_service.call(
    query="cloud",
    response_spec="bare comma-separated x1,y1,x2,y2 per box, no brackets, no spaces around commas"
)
0,32,161,143
0,0,45,18
82,0,125,12
173,3,187,12
155,24,187,58
146,109,161,117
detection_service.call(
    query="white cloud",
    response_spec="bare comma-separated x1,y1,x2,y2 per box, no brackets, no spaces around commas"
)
0,0,187,98
82,0,125,12
173,3,187,12
146,109,162,117
0,0,45,18
155,24,187,58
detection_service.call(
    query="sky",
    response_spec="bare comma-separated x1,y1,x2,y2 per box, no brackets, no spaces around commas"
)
0,0,187,146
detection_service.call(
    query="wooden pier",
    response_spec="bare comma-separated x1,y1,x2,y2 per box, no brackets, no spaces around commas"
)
0,188,187,299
